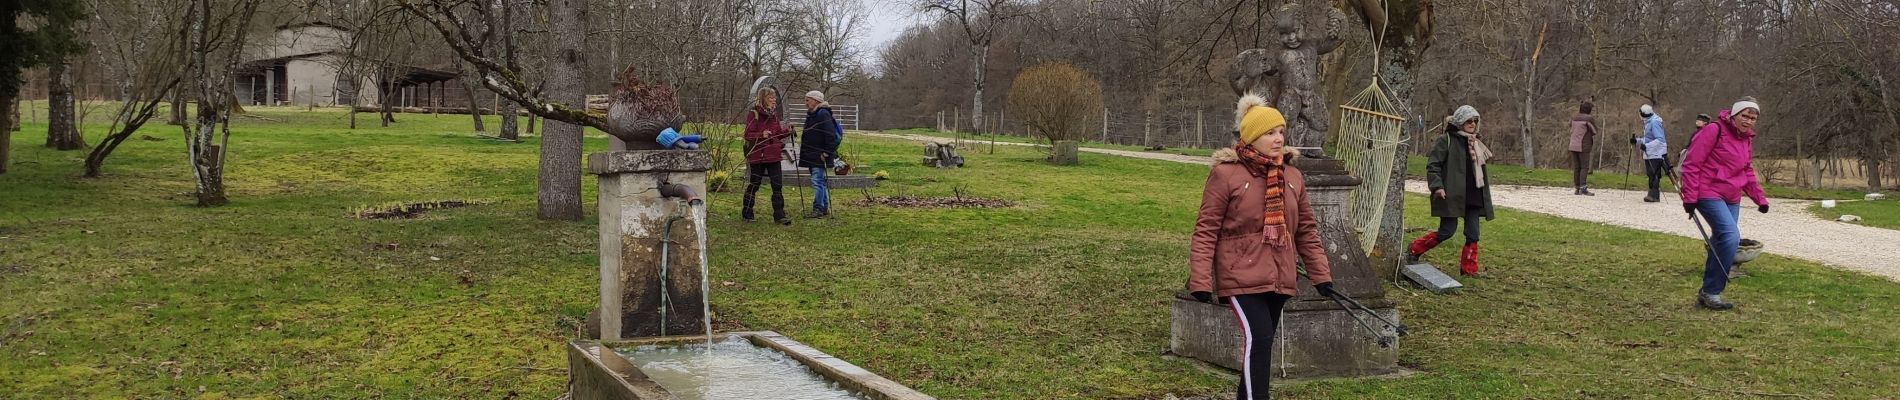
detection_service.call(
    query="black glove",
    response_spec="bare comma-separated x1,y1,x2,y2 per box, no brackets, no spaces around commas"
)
1758,204,1770,214
1314,282,1339,298
1684,203,1697,215
1190,291,1213,303
1629,136,1641,146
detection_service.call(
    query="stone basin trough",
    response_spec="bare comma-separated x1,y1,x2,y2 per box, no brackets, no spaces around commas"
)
568,331,933,400
578,149,927,400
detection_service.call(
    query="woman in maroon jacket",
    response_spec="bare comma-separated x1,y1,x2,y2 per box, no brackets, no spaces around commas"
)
742,88,794,225
1188,94,1338,399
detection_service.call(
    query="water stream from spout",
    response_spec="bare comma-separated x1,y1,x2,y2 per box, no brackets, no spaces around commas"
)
690,202,713,349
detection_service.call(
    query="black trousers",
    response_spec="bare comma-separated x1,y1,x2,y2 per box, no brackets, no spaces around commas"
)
1434,206,1483,244
743,162,786,220
1572,151,1592,188
1230,292,1291,400
1645,159,1667,199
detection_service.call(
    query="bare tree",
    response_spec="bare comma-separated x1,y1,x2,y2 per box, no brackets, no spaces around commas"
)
398,0,606,130
920,0,1030,133
782,0,867,96
83,0,185,177
181,0,264,206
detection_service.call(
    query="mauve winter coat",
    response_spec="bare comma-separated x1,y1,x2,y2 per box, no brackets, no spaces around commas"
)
1678,109,1768,207
1569,113,1598,153
1188,148,1334,298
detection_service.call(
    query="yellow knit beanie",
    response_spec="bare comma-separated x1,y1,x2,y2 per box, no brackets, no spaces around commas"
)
1235,94,1285,146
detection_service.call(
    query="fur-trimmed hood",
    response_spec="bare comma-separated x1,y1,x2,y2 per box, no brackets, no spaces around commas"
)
1211,147,1300,164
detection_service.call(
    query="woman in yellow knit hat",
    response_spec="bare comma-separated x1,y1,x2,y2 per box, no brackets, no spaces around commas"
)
1186,94,1338,399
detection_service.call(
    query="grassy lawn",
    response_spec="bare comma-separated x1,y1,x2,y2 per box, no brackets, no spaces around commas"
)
5,107,1899,398
1405,156,1892,201
880,127,1217,158
1811,199,1900,230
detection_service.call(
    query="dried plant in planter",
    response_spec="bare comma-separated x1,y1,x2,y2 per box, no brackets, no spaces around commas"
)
605,66,687,149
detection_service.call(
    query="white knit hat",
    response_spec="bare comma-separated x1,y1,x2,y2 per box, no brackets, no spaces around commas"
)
805,90,826,102
1640,104,1654,116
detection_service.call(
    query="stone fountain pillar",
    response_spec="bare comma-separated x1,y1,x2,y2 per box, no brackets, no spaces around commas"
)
1169,158,1402,378
588,150,711,340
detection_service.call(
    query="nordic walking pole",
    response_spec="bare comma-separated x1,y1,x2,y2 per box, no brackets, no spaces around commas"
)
1669,169,1733,277
1322,293,1393,347
1296,268,1407,347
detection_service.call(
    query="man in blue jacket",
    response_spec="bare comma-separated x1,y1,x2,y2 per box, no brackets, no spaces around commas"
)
1631,104,1668,202
798,91,843,218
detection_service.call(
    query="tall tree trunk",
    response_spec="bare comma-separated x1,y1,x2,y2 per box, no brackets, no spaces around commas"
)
971,46,987,133
538,0,587,220
1520,76,1536,168
460,73,485,132
378,75,395,127
0,93,12,174
8,96,18,131
1870,157,1884,191
169,16,189,127
496,0,519,141
1519,21,1549,168
347,81,358,129
47,57,85,150
500,102,519,140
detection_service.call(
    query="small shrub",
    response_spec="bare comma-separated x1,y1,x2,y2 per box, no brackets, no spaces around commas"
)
874,170,891,180
708,170,734,192
1007,63,1104,144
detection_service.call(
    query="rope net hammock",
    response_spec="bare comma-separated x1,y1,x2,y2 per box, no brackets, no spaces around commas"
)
1330,79,1406,255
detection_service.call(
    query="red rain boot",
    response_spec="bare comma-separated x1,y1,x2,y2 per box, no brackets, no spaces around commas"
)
1460,243,1482,276
1407,232,1443,263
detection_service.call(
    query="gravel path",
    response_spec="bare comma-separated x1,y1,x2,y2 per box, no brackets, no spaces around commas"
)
1401,182,1900,282
858,132,1213,165
862,130,1900,282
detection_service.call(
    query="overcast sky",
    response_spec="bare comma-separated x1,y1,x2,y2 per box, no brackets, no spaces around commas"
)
856,2,929,70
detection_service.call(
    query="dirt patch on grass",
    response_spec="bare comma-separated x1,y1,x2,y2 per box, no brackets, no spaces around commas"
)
853,195,1015,209
351,200,488,219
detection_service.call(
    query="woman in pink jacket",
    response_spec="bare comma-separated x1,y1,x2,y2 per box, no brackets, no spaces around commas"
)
1676,97,1765,311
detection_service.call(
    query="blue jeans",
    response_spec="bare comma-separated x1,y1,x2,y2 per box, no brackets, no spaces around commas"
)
809,167,829,212
1695,199,1742,296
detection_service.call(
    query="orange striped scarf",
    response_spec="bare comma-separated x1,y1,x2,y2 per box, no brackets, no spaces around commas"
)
1235,145,1288,245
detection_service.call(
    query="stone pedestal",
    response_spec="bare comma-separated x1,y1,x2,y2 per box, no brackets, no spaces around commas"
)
589,150,711,340
1169,158,1402,378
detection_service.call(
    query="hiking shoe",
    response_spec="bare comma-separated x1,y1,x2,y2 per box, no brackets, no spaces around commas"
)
1697,294,1735,311
1642,196,1660,203
776,217,793,226
1579,187,1596,196
804,210,829,219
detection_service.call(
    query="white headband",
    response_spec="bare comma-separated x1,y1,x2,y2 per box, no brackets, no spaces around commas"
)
1731,101,1760,115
